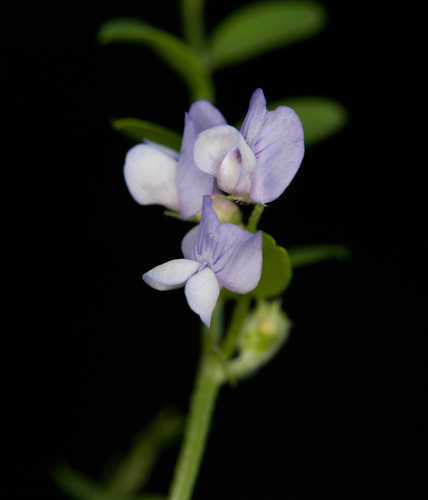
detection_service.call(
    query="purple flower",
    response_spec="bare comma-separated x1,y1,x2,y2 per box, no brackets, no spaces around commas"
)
123,101,226,218
176,101,227,219
143,196,262,326
194,88,304,203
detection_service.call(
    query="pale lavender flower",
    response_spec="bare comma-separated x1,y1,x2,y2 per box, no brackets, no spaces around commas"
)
193,88,304,204
123,101,226,218
143,196,262,326
176,101,226,219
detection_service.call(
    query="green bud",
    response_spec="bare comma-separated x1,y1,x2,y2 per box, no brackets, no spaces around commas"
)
210,195,242,224
227,300,291,381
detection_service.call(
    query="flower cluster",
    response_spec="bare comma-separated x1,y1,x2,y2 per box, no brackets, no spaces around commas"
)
124,89,304,325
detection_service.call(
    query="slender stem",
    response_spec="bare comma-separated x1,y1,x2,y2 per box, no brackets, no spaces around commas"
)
191,74,215,103
168,305,223,500
180,0,215,103
247,203,265,233
221,294,252,359
180,0,206,55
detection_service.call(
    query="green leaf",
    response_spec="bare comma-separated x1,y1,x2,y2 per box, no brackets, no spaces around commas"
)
270,97,348,145
112,118,182,150
107,412,183,495
288,244,350,268
98,18,213,101
209,1,326,69
52,464,163,500
252,233,292,299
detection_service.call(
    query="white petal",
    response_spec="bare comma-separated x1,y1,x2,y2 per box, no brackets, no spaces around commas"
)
193,125,241,175
143,140,179,160
217,148,253,196
185,268,220,327
143,259,200,291
217,149,241,193
181,225,200,260
124,144,179,211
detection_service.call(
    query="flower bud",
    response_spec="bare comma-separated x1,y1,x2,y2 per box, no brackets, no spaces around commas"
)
210,195,243,224
227,300,291,380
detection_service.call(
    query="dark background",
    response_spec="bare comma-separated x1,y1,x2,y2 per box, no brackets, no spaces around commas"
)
2,1,425,499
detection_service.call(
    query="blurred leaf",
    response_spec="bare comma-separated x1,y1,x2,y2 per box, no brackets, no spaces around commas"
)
288,244,350,268
98,18,213,100
270,97,348,145
112,118,182,150
209,1,326,68
252,232,292,299
52,464,163,500
107,412,183,495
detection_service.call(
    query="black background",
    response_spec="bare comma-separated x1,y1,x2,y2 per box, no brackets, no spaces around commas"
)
2,1,425,499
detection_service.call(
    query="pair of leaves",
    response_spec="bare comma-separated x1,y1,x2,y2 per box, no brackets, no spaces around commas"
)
98,1,326,97
112,96,348,151
101,3,345,148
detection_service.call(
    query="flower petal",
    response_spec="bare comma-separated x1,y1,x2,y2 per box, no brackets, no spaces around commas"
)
143,140,179,160
185,267,220,327
124,144,179,210
240,88,267,146
216,148,241,193
249,104,304,203
217,148,253,196
177,114,215,219
193,195,221,262
193,125,242,175
177,102,227,220
181,225,200,260
143,259,200,291
214,229,263,294
188,100,227,130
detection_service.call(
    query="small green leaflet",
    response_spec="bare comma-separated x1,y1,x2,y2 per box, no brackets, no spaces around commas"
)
270,97,348,146
252,232,292,299
209,1,326,69
112,118,182,150
288,244,350,268
52,464,163,500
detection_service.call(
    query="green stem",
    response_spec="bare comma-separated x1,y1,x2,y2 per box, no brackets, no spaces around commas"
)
180,0,214,103
168,305,223,500
247,203,265,233
167,207,264,500
180,0,206,56
221,294,252,359
191,74,215,103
